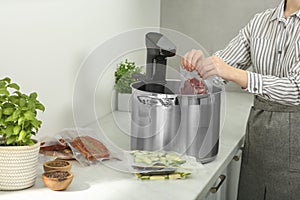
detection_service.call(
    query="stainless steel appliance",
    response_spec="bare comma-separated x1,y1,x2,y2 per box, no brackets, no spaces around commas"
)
130,32,223,163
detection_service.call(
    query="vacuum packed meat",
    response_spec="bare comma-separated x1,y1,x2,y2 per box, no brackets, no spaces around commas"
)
39,139,74,160
181,77,207,95
71,136,110,161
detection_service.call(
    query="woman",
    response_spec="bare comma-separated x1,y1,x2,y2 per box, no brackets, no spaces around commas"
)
181,0,300,199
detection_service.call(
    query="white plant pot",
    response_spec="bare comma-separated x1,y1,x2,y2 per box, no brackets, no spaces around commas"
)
0,141,40,190
117,92,132,112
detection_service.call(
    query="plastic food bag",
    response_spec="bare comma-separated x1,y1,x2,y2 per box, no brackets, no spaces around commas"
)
122,150,205,179
39,136,74,160
54,127,119,166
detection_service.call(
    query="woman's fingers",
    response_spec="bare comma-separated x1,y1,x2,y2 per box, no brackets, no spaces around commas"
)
180,56,185,69
181,49,204,71
198,63,215,78
185,49,197,71
197,57,212,76
201,66,216,79
191,50,204,70
181,51,230,80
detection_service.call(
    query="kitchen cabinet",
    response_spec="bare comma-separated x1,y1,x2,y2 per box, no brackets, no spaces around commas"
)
204,173,227,200
203,148,242,200
226,149,242,200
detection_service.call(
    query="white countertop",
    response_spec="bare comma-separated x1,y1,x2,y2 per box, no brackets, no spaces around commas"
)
0,92,253,200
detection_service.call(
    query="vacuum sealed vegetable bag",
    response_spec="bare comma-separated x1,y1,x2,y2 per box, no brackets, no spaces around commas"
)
124,150,204,180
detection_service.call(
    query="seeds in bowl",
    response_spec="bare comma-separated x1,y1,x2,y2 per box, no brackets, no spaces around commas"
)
47,160,69,167
43,160,72,172
43,171,70,181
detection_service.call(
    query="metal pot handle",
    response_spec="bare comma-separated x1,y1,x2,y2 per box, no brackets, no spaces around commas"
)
137,95,174,107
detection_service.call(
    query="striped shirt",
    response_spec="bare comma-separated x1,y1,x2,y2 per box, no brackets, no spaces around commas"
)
215,0,300,105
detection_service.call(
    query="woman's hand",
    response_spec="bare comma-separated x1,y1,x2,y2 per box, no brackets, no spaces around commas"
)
196,55,232,80
181,49,230,79
180,49,204,72
181,49,248,88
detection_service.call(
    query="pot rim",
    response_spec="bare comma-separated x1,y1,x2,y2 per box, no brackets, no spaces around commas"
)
131,79,224,98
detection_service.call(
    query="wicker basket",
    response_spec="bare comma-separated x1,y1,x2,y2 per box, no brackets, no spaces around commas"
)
0,141,40,190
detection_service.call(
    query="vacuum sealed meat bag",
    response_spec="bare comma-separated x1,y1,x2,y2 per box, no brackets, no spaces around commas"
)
181,77,207,95
179,67,208,95
39,137,74,160
55,128,114,166
71,135,110,161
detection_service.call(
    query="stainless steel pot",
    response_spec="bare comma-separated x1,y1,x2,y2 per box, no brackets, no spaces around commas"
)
130,79,223,163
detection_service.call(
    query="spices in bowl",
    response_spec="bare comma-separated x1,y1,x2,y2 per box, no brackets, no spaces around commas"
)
43,160,72,172
42,170,73,191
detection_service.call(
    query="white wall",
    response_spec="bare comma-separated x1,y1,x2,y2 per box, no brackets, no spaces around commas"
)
0,0,160,138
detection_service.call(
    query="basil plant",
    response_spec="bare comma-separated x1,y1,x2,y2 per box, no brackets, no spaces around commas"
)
0,77,45,146
114,59,143,94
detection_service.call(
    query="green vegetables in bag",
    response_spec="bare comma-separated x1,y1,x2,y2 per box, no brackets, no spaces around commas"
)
131,150,186,167
135,172,191,180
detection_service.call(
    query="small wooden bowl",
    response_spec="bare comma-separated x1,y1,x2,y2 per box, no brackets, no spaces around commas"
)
43,160,72,172
42,170,73,191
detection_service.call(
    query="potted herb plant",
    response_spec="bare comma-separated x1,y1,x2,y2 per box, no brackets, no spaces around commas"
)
0,77,45,190
114,59,143,111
